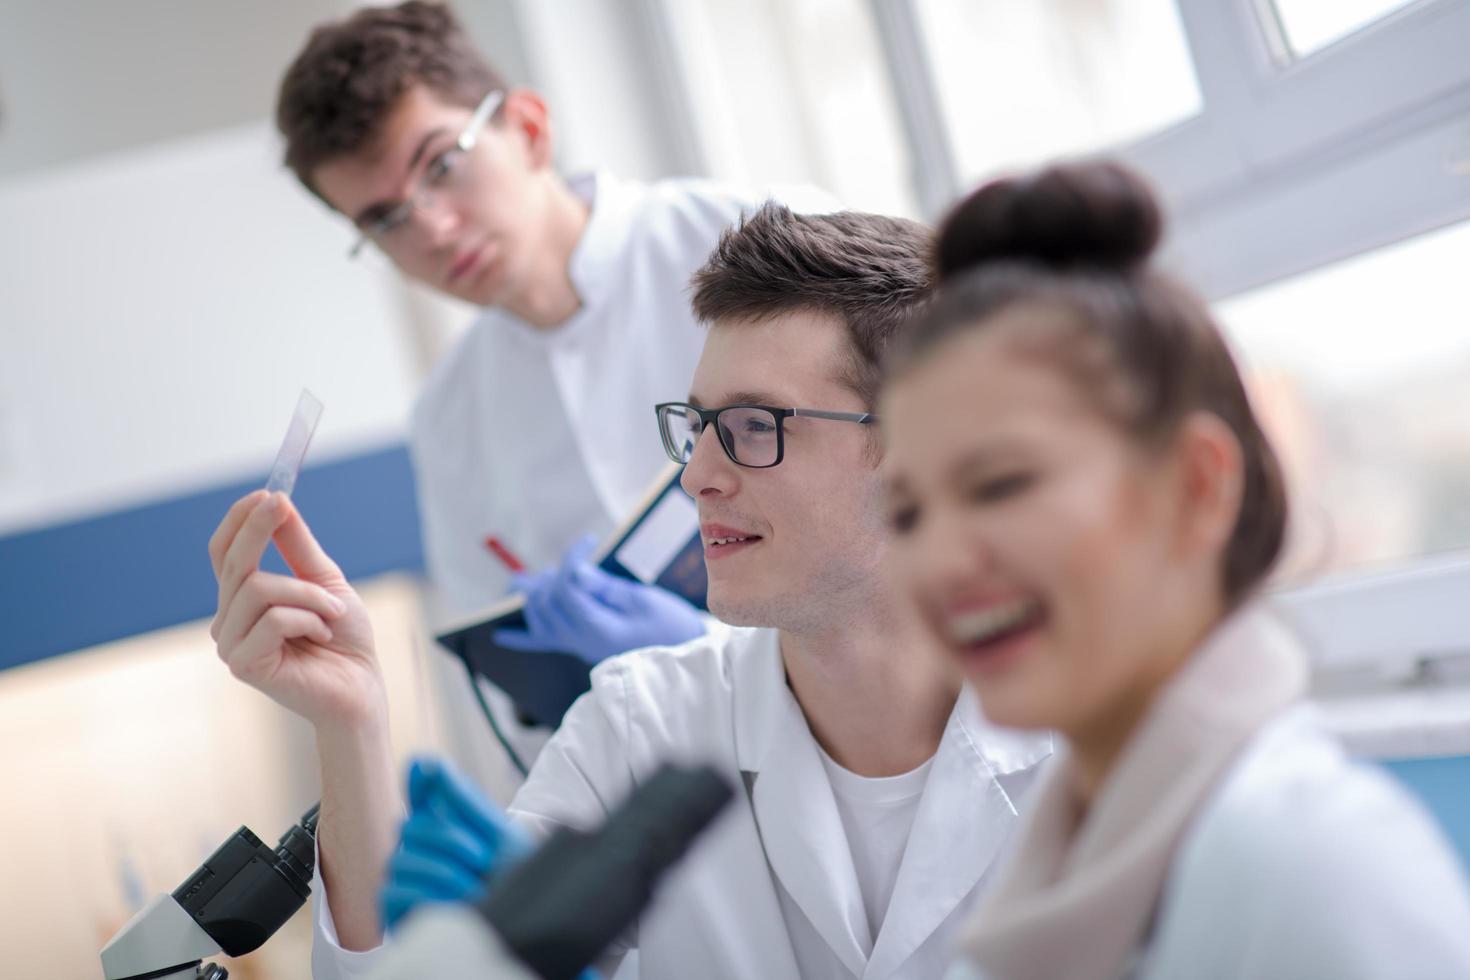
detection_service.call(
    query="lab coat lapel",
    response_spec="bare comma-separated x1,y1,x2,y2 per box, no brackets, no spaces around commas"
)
733,631,872,978
865,694,1053,980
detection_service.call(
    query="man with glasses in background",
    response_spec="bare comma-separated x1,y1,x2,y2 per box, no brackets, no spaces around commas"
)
276,0,835,783
208,203,1051,978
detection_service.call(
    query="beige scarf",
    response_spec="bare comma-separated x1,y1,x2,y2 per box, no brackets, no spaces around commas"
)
958,604,1308,980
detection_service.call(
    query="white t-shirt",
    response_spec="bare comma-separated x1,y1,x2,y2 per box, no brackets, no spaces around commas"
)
819,747,935,952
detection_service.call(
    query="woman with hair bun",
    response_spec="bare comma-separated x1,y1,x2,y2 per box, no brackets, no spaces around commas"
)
879,161,1470,980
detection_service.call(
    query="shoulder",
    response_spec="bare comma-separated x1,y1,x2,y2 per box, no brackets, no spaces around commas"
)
578,623,779,761
1182,706,1456,886
1151,706,1470,976
587,622,769,718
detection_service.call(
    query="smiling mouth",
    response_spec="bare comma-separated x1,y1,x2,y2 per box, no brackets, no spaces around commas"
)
944,599,1046,657
703,533,763,559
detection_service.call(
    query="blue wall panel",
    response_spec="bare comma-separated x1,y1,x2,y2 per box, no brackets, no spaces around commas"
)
1383,756,1470,873
0,444,423,671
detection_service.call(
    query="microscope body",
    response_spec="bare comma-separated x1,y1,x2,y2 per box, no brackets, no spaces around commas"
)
100,893,227,980
99,807,319,980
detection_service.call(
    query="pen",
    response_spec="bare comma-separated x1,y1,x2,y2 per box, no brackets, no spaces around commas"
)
484,535,527,573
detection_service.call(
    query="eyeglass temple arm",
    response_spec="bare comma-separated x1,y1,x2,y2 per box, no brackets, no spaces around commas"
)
789,409,877,424
459,90,506,151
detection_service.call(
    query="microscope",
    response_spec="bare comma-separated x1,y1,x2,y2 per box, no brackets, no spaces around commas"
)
99,804,320,980
99,764,732,980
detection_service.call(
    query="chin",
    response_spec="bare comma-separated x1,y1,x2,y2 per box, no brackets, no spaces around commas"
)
967,676,1058,732
705,589,775,629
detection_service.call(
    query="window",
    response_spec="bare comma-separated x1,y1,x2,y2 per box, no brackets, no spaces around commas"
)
914,0,1202,184
1218,219,1470,581
1262,0,1425,60
656,0,920,217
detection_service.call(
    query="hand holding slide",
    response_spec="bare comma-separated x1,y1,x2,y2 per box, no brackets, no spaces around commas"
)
207,392,386,730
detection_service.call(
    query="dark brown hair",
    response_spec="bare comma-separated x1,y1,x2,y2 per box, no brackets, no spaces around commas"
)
690,203,934,411
276,1,505,199
890,161,1287,604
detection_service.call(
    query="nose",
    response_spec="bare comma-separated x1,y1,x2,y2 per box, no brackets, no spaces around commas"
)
680,423,739,499
415,201,461,250
914,505,994,595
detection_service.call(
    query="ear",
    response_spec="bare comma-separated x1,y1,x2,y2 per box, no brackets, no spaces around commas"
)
1172,412,1244,563
498,88,555,171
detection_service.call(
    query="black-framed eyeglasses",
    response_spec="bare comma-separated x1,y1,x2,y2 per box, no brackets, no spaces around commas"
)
348,89,504,259
655,401,876,469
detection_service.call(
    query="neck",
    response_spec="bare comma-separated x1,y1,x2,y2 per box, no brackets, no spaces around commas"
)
780,591,959,777
1066,602,1224,807
500,178,590,329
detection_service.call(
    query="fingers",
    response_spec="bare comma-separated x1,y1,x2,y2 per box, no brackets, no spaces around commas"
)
544,571,586,630
208,491,268,579
399,818,494,875
213,571,345,648
550,548,606,622
423,764,527,855
273,499,344,583
407,757,441,811
380,852,485,932
521,578,557,644
215,493,293,630
406,758,518,861
573,561,635,609
490,628,547,652
560,533,599,567
219,605,332,684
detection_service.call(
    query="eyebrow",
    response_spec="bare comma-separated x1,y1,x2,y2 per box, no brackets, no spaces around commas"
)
688,389,791,409
352,127,450,226
945,443,1033,480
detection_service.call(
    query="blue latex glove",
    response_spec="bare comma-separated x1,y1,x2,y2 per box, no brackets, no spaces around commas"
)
382,759,604,979
492,535,706,665
380,757,531,933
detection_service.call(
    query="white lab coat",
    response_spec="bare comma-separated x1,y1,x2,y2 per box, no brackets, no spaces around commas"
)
312,624,1053,980
410,172,837,620
946,705,1470,980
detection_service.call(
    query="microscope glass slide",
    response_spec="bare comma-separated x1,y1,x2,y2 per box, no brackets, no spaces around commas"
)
265,389,324,496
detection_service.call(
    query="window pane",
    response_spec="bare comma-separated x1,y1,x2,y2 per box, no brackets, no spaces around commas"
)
674,0,920,218
1216,219,1470,582
1269,0,1421,59
916,0,1202,184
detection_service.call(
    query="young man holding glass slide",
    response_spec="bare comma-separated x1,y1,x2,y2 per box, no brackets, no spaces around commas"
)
208,204,1051,979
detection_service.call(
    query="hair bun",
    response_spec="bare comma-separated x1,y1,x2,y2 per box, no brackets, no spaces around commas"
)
935,161,1162,281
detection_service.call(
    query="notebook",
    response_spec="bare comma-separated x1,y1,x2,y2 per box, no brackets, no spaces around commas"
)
436,463,708,727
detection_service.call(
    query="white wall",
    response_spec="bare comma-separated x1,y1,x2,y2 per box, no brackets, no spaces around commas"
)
0,1,546,536
0,122,418,533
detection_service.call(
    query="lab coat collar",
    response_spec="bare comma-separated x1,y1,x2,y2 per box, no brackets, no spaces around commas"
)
730,630,1047,792
731,630,1052,979
567,171,636,306
866,693,1052,979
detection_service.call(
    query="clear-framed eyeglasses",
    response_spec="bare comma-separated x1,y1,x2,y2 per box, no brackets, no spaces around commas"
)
348,89,504,259
655,401,876,469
